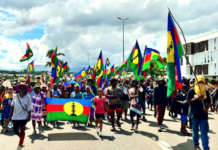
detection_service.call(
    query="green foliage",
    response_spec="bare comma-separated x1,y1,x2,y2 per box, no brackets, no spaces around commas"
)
45,46,65,67
147,57,166,78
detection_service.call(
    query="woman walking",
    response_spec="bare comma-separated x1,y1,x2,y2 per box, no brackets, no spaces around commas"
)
31,84,45,134
9,83,32,150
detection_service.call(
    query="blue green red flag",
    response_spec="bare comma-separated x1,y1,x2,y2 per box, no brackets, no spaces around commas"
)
106,58,110,67
142,48,164,71
92,51,104,87
28,60,34,74
45,98,91,125
75,68,86,80
167,12,184,98
127,40,143,81
107,65,115,78
20,43,33,62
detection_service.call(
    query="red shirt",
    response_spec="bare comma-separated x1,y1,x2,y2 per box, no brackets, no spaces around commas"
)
94,96,106,114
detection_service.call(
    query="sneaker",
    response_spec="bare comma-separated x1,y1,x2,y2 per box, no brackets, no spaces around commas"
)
96,127,99,133
158,126,162,132
181,129,190,135
99,132,102,136
160,126,164,129
17,146,22,150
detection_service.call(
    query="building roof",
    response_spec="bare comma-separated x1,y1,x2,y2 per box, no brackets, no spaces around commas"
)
187,31,218,43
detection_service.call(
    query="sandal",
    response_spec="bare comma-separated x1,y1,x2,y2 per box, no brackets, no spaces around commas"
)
131,125,135,130
135,126,138,132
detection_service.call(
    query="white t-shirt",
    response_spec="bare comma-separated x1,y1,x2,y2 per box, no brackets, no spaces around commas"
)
11,94,32,120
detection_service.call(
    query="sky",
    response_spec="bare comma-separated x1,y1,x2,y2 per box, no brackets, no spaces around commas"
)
0,0,218,71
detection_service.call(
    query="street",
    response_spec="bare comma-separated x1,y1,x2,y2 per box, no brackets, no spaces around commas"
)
0,109,217,150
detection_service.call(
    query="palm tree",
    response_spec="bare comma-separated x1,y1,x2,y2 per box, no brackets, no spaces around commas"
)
45,46,65,67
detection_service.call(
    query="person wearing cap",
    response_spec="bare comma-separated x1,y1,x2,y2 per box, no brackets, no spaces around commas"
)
105,78,122,131
9,83,32,150
70,84,84,128
187,76,211,150
31,84,46,134
83,86,95,126
0,86,14,133
154,78,169,132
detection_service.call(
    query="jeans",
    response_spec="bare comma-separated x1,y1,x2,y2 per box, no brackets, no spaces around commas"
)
192,118,210,150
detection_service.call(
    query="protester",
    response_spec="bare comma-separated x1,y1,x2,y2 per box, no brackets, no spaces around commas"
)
146,82,154,111
83,86,95,126
173,85,189,135
120,80,130,120
93,88,107,136
9,83,32,150
41,85,49,126
129,79,141,131
87,79,97,95
138,79,147,121
0,85,6,129
105,78,122,131
154,79,169,132
70,84,84,128
49,83,62,98
31,84,45,134
187,76,211,150
1,86,14,133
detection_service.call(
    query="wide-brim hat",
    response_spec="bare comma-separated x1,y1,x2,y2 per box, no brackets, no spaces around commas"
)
15,83,29,93
33,84,40,89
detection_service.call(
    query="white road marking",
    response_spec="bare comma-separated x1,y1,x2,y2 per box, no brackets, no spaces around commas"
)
156,141,174,150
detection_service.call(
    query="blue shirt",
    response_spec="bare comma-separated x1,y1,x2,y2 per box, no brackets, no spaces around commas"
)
50,89,62,97
82,92,95,99
70,92,84,99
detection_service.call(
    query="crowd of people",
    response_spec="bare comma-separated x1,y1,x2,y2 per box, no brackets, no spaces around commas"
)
0,74,217,150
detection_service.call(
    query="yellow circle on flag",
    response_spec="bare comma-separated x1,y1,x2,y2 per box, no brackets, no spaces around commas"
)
64,102,84,116
81,71,86,77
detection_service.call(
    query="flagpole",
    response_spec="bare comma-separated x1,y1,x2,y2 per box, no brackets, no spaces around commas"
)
167,7,206,110
137,45,147,96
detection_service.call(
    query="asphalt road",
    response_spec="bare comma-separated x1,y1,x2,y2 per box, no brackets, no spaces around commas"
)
0,109,217,150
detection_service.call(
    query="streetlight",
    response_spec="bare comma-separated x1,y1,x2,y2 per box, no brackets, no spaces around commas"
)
86,52,90,66
117,17,129,62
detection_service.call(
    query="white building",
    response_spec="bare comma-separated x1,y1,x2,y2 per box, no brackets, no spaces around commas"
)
181,31,218,79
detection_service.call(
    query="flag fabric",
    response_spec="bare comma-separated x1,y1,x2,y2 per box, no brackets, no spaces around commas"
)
167,12,184,98
106,58,110,67
62,62,69,74
107,65,115,78
121,70,126,76
103,64,107,80
92,51,104,88
86,65,92,75
68,73,74,78
142,48,164,71
75,68,86,80
51,53,62,84
141,70,146,78
115,60,128,75
28,61,34,74
20,43,33,62
127,40,143,81
46,98,91,125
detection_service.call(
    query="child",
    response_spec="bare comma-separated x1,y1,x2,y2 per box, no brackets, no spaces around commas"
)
173,85,189,135
94,88,107,136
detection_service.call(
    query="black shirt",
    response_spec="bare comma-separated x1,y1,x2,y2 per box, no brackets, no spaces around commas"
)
154,85,169,106
173,93,188,115
187,88,211,120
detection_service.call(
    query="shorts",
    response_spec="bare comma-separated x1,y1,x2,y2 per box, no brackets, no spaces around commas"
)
130,104,142,118
120,100,129,110
180,114,188,122
130,110,141,118
90,108,94,118
108,104,122,116
147,98,152,104
95,113,104,119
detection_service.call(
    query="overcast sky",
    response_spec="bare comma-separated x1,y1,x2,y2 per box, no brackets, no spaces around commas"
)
0,0,218,71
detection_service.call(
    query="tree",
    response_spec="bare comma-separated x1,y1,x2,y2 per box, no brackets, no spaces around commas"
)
45,46,65,67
